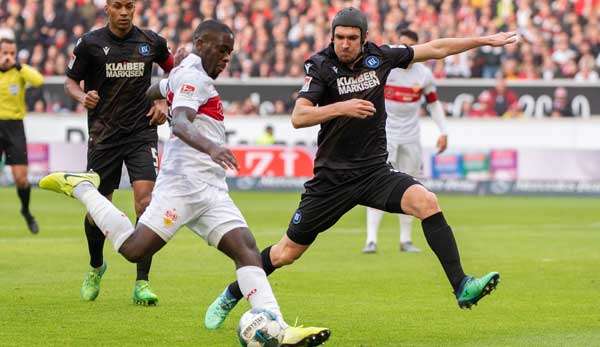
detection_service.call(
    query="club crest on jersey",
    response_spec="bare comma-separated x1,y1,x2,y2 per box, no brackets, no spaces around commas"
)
336,70,381,95
163,209,178,227
138,43,150,56
300,76,312,92
292,210,302,224
364,55,381,69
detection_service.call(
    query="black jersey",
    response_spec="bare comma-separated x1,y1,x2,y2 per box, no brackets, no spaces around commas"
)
66,26,172,148
297,42,414,171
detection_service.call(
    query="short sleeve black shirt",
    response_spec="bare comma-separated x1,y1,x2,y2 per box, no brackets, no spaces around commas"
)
66,26,170,148
297,42,414,171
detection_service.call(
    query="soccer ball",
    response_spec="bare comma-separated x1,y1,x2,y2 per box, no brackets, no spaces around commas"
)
237,308,285,347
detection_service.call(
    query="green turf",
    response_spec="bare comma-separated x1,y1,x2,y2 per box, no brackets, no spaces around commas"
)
1,188,599,346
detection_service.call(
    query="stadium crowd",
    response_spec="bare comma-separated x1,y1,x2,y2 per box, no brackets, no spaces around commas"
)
0,0,598,115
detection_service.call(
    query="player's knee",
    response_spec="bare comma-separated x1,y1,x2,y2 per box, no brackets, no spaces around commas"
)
271,247,299,266
416,191,441,219
121,247,144,263
135,196,152,216
119,241,147,263
14,175,28,188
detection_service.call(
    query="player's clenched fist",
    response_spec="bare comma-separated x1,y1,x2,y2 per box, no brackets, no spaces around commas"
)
146,100,168,125
339,98,376,119
209,145,239,171
80,90,100,109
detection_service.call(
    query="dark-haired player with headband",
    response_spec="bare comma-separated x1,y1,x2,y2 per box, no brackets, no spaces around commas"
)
205,6,518,330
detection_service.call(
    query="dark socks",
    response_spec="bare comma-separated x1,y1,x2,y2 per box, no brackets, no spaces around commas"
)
135,217,152,281
228,246,275,301
422,212,466,292
136,256,152,281
84,217,105,268
17,186,31,215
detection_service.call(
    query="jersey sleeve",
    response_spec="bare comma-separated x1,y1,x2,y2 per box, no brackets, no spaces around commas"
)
66,37,90,82
154,35,174,73
158,78,169,98
422,67,438,103
169,72,209,110
297,58,327,105
381,44,414,69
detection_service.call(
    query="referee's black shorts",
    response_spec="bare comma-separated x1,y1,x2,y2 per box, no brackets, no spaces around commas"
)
286,163,422,245
0,120,28,165
87,140,158,196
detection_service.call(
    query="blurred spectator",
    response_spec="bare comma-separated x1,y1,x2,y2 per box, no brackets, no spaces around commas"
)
256,125,275,145
486,75,520,117
551,87,574,117
575,59,599,82
467,90,497,117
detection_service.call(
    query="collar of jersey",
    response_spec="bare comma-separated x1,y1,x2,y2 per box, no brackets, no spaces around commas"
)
105,25,136,41
179,53,208,74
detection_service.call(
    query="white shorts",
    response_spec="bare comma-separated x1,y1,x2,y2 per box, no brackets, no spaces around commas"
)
387,142,422,177
139,174,247,247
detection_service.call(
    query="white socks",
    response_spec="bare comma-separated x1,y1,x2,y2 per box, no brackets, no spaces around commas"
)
73,182,135,251
366,207,384,244
366,208,414,244
399,214,413,244
236,266,287,327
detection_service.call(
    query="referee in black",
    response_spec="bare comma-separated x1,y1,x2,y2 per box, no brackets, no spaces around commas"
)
205,7,520,328
0,37,43,234
64,0,175,304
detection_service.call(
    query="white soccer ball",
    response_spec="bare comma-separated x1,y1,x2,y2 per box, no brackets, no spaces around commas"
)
237,308,285,347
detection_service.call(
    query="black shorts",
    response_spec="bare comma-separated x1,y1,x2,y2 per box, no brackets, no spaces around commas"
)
87,141,158,196
0,120,28,165
287,163,422,245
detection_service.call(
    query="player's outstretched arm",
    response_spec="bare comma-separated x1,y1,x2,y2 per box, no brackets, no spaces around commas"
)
411,32,518,63
171,106,238,170
291,97,376,128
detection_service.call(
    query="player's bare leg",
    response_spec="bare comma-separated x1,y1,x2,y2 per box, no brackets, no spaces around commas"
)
12,164,38,234
131,180,159,305
401,184,499,308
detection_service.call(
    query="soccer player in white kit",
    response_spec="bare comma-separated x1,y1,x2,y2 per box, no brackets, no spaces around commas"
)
363,30,449,254
40,20,330,346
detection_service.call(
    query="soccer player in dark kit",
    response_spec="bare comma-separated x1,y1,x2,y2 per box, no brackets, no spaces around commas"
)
64,0,175,305
204,7,519,329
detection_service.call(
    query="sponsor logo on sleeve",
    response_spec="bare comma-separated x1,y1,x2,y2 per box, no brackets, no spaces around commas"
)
292,210,302,224
179,83,197,97
300,76,312,92
304,62,312,74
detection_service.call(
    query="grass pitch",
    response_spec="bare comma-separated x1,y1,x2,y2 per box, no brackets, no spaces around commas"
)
1,188,599,346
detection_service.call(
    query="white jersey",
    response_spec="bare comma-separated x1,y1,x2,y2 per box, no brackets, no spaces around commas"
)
384,63,438,145
158,53,228,190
